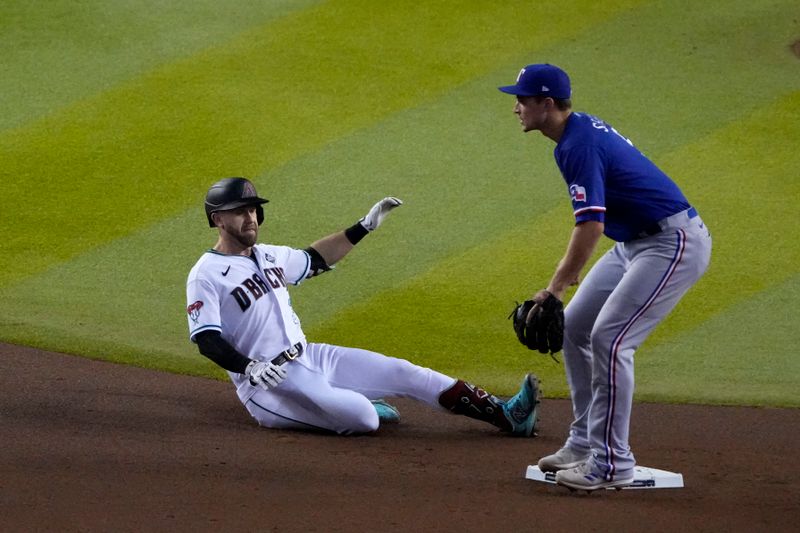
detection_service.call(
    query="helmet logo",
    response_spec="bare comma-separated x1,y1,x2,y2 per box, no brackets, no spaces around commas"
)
243,181,256,197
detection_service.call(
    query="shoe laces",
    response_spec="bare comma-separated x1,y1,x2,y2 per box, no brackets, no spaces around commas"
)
506,391,532,422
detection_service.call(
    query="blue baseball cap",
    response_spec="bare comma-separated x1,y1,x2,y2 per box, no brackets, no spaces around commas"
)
498,63,571,99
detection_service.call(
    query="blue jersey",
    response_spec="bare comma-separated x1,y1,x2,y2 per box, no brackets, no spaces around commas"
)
554,112,690,242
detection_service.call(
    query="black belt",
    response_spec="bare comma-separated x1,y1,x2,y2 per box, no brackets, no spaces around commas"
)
270,342,304,366
638,207,698,238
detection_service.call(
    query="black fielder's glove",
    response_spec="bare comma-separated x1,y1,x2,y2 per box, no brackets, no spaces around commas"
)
511,300,537,347
510,293,565,355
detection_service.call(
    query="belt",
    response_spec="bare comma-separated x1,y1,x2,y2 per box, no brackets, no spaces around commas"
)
270,342,304,366
637,207,698,238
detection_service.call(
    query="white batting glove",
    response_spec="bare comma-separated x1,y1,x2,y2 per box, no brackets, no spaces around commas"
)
245,360,288,391
359,197,403,232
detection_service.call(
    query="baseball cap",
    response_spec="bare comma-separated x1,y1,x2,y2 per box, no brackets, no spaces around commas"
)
498,63,571,99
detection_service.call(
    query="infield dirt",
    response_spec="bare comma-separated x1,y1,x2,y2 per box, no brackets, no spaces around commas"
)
2,342,798,532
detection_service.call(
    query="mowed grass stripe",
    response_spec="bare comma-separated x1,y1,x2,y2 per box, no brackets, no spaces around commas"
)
638,273,800,407
0,0,642,288
545,0,799,154
0,0,319,131
645,90,800,344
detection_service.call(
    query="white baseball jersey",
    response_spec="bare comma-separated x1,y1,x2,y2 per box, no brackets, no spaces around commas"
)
186,244,311,402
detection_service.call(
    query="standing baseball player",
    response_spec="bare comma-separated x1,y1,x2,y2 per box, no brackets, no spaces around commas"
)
186,177,540,436
499,64,712,490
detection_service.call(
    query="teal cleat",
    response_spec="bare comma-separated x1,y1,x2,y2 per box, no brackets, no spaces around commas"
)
502,374,541,437
371,399,401,424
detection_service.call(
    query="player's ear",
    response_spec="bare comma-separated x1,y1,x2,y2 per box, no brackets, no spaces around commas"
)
211,212,223,228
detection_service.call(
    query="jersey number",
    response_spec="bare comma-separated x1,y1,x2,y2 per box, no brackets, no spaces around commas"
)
591,117,634,147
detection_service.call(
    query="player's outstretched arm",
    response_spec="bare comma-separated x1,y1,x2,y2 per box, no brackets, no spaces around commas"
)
306,197,402,269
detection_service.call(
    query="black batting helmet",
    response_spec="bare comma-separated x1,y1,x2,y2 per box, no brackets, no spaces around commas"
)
204,177,269,227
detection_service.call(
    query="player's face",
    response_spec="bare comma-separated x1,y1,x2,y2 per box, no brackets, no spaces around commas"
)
514,96,548,132
216,205,259,248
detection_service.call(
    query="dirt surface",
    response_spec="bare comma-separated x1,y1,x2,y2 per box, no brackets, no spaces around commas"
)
2,342,798,532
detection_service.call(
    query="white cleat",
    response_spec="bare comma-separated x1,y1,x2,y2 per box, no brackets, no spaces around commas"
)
555,461,634,492
537,447,591,473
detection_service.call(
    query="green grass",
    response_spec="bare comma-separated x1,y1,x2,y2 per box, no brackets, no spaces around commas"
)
0,0,640,287
0,1,322,130
1,0,798,406
638,273,800,406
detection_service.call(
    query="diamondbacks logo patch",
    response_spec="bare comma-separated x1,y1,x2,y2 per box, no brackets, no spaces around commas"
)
187,300,203,323
569,184,587,202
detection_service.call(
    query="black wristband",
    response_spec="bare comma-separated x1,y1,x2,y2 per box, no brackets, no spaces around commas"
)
344,222,369,245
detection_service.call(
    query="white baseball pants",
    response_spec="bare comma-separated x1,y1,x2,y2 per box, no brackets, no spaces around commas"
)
243,343,455,434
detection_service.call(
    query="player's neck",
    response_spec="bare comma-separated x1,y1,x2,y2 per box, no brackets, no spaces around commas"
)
213,236,253,256
541,110,571,143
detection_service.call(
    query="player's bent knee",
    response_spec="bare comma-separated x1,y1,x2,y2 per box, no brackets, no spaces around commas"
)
323,396,380,435
589,324,616,354
335,408,379,435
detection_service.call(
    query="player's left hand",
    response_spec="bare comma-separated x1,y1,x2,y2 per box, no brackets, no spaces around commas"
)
360,197,403,232
246,360,288,391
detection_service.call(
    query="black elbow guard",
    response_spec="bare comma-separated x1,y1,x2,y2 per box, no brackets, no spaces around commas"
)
304,246,332,278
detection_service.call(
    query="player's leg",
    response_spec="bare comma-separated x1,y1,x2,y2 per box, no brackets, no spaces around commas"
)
304,342,454,405
438,373,541,436
586,224,711,481
558,245,627,455
243,360,379,435
307,343,534,434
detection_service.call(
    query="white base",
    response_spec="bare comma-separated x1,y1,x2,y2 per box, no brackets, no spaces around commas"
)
525,465,684,490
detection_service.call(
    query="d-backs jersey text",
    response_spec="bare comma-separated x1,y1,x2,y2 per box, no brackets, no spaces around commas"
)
186,244,311,384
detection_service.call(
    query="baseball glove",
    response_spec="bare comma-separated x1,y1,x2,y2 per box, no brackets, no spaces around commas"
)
510,293,565,355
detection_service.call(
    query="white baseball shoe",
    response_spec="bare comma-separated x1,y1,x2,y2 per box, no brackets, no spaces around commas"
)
537,446,590,473
555,461,634,492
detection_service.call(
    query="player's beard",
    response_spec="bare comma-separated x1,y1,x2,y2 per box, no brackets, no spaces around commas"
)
229,225,258,249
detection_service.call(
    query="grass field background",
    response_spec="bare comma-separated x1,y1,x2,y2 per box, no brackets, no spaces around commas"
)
1,0,798,406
